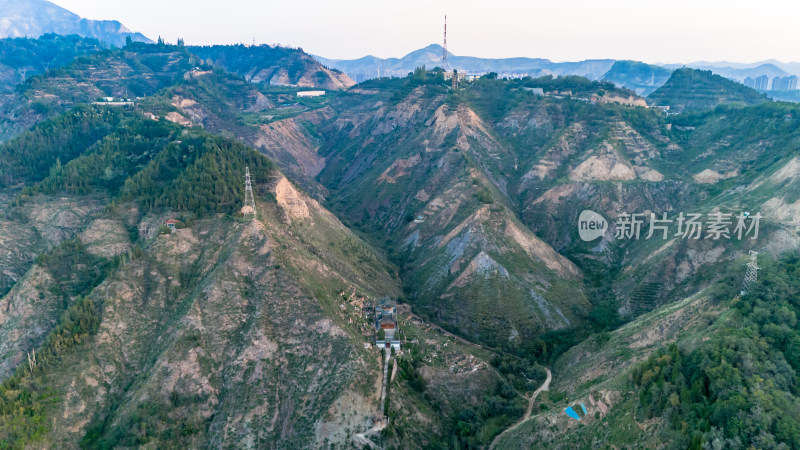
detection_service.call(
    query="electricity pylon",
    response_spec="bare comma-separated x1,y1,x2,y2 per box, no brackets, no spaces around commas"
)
242,167,256,218
741,251,759,296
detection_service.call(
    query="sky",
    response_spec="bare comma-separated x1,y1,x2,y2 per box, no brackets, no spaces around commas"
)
53,0,800,64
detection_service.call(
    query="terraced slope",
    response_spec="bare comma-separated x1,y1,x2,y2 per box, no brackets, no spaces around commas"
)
189,44,354,90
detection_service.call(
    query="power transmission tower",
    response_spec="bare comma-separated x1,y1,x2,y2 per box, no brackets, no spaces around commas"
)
741,251,759,296
242,167,256,218
27,349,36,375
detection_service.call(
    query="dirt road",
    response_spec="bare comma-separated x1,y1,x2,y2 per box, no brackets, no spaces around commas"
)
489,368,552,450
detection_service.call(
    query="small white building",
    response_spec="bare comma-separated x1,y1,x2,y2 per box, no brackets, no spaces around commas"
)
297,90,325,98
522,87,544,96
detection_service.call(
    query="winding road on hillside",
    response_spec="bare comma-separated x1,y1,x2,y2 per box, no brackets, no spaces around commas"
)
489,368,552,450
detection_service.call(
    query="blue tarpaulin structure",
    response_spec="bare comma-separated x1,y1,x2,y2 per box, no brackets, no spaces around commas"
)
565,406,580,421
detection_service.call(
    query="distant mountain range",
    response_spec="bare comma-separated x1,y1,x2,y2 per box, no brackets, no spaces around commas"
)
680,59,800,77
314,44,615,83
671,62,791,83
0,0,151,47
315,44,800,97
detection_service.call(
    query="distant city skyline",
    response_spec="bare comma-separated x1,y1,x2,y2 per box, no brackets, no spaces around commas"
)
54,0,800,64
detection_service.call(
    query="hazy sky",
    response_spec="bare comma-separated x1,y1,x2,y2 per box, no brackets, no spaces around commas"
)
54,0,800,63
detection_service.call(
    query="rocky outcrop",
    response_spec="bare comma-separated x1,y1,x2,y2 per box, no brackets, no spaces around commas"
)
275,176,310,220
570,142,636,181
693,168,738,184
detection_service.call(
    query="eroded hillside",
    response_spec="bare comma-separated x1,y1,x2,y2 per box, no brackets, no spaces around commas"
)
0,107,523,449
301,75,797,347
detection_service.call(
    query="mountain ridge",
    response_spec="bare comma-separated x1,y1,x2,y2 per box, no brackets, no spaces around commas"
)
316,44,800,100
314,43,615,83
0,0,151,47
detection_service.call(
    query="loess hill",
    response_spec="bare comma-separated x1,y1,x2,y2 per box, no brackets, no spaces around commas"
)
0,37,799,449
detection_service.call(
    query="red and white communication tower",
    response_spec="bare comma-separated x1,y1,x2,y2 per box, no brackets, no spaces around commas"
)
442,15,450,71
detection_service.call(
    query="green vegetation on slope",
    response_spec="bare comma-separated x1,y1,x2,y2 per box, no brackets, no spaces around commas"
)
35,239,112,307
118,132,274,216
647,68,769,112
0,292,106,448
189,43,348,89
631,255,800,449
0,41,198,141
0,106,125,188
6,105,275,218
381,318,527,448
0,34,104,90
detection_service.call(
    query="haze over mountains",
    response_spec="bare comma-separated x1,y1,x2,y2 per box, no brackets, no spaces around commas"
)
0,0,151,47
2,0,796,99
315,43,800,98
314,44,616,83
680,59,800,77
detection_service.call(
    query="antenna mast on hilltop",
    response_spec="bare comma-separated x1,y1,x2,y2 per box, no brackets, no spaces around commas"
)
243,167,256,218
442,15,450,71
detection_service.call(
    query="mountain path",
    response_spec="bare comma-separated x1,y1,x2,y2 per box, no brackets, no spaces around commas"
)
380,349,390,411
353,350,392,449
489,368,552,450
